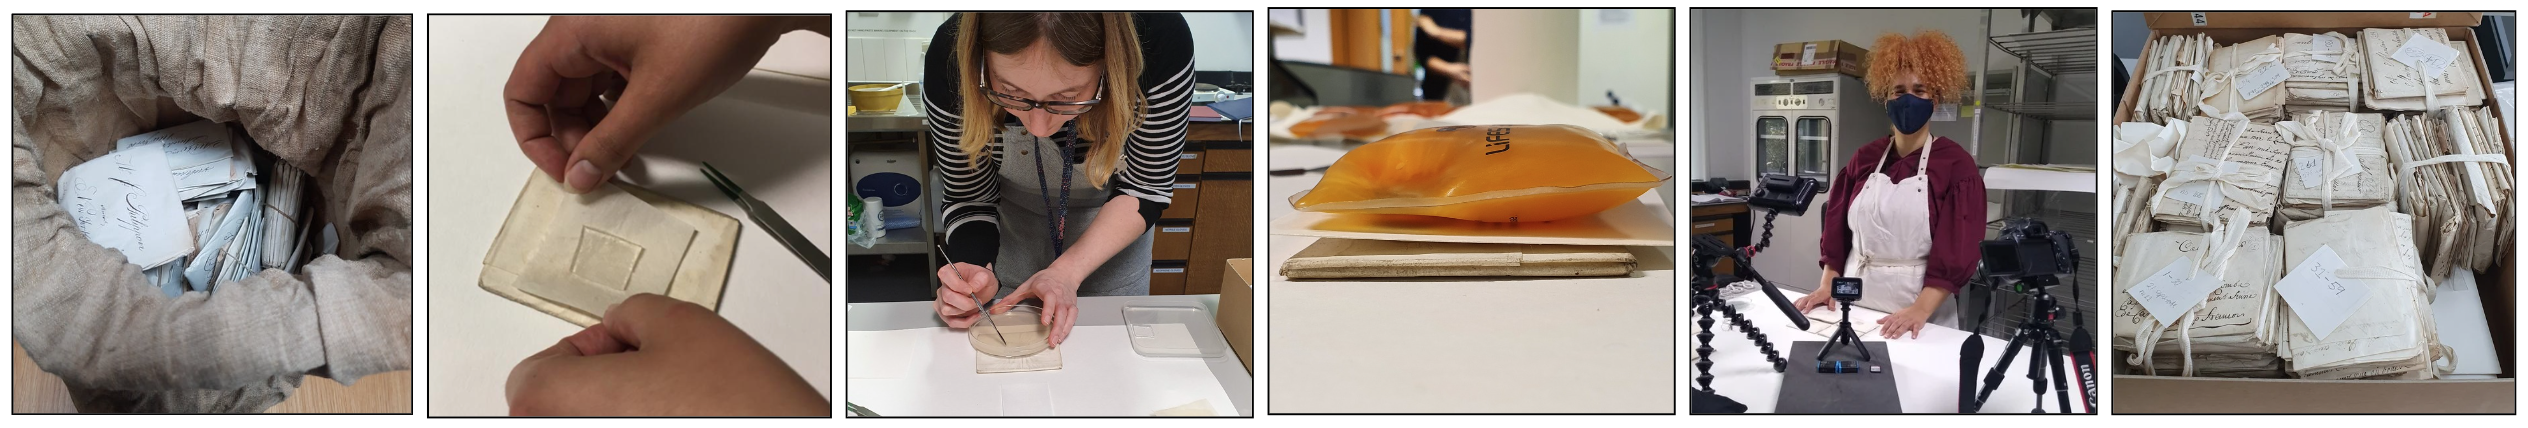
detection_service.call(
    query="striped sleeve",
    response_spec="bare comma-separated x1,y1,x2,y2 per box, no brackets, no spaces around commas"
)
924,17,1001,267
1108,12,1196,228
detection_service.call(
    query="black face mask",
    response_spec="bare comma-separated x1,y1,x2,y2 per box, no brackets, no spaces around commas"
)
1886,93,1934,135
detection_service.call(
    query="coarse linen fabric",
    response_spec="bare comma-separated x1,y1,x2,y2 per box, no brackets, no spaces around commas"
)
11,15,412,413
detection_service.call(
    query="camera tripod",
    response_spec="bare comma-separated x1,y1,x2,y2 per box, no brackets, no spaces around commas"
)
1815,299,1872,362
1966,281,2075,413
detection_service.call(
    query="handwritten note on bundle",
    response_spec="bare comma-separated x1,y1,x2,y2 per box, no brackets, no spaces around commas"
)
56,148,195,269
2234,62,2291,99
2388,33,2460,76
2312,34,2344,54
2274,246,2371,340
2126,256,2224,325
2165,156,2241,205
2293,153,2326,189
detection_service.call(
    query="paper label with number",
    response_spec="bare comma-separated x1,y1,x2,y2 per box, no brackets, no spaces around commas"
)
2167,182,2213,205
2235,62,2291,99
2389,34,2460,75
2127,257,2224,325
2293,153,2326,189
2273,246,2371,340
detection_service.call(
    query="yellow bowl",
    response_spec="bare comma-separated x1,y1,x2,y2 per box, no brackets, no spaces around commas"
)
848,84,907,112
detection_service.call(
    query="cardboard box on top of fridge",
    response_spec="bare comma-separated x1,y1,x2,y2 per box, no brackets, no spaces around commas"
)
1772,40,1867,77
2110,12,2514,414
2143,12,2482,30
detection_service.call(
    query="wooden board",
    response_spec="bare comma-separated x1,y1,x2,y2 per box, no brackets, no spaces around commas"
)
1281,238,1636,279
1271,197,1676,247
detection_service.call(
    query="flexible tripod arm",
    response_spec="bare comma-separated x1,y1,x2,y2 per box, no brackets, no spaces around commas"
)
1692,234,1808,331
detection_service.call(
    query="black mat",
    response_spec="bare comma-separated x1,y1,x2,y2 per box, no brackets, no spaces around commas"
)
1774,341,1902,414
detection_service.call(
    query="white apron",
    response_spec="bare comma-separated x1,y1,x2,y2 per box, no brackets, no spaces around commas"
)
1840,140,1961,329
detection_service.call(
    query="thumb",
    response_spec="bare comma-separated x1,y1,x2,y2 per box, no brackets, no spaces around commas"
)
562,78,690,193
992,283,1037,314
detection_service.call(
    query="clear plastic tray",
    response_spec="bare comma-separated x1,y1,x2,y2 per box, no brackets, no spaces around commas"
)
1120,304,1229,358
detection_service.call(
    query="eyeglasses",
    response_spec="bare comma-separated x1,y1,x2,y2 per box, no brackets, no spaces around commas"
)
979,60,1104,115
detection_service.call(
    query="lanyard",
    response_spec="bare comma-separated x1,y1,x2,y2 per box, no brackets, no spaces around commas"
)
1028,125,1076,256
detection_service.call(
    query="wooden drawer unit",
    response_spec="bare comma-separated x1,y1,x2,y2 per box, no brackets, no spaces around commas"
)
1152,219,1196,260
1160,175,1201,219
1203,145,1251,173
1185,171,1253,295
1691,218,1735,235
1176,150,1206,175
1149,260,1191,295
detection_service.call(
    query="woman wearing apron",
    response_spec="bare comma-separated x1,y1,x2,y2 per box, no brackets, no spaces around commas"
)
1793,30,1987,339
922,13,1195,348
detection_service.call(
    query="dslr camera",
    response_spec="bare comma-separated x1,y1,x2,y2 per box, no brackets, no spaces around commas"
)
1978,217,2079,290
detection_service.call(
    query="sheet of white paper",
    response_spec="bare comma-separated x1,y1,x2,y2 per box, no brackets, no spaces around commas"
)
2274,246,2371,340
170,161,233,189
844,325,1238,416
2389,34,2460,75
56,148,196,268
2126,257,2224,325
846,330,930,379
2235,62,2292,99
115,120,234,170
999,384,1056,416
2430,270,2502,376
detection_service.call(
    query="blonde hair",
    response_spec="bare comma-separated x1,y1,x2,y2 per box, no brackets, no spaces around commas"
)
1865,30,1968,105
954,13,1145,189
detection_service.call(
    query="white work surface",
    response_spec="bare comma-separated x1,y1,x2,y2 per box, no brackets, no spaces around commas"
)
1264,144,1676,413
845,295,1253,416
424,16,833,415
1695,290,2075,413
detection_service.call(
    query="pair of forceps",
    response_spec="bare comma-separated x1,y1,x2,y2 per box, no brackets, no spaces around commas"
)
936,244,1006,345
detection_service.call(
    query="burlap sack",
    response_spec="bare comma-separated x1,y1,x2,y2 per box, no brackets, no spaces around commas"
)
12,15,412,413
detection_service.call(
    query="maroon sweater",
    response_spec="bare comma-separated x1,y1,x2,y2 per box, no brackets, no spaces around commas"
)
1817,136,1987,295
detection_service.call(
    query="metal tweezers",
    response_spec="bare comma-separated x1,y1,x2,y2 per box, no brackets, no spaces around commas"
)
702,163,832,282
937,244,1007,345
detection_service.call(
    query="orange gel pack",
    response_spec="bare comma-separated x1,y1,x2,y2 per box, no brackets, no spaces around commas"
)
1291,124,1669,223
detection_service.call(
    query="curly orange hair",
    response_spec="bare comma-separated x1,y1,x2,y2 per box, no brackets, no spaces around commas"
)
1865,30,1968,104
